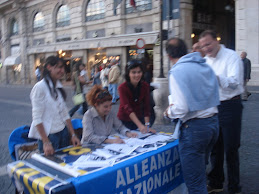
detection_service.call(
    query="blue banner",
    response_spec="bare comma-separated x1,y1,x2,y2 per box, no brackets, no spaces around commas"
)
69,141,184,194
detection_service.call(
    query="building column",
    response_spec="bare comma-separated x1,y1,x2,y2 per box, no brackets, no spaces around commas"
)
179,0,193,49
236,0,259,86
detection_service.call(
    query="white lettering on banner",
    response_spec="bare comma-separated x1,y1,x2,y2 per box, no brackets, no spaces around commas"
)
147,176,154,192
154,173,161,189
117,170,126,187
157,152,165,169
162,170,169,185
165,150,172,166
134,164,141,181
150,156,157,173
126,167,134,184
119,165,181,194
142,159,149,177
173,147,179,162
116,147,181,193
134,182,142,194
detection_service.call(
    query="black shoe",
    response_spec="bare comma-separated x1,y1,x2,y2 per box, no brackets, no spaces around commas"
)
207,185,223,193
248,92,251,97
116,98,120,102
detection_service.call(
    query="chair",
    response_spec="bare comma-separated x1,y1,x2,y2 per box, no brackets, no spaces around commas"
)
8,125,38,161
71,119,83,140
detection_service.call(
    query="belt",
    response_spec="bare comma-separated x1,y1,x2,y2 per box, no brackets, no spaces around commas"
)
221,95,240,102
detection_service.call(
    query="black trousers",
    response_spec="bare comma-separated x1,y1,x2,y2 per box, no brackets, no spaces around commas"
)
208,98,243,193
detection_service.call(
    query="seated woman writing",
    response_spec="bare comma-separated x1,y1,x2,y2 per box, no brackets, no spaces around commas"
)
117,60,156,134
81,85,137,144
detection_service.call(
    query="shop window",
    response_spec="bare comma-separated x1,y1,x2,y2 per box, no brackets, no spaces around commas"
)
10,19,18,36
86,0,105,22
56,5,70,27
33,12,45,32
126,0,152,14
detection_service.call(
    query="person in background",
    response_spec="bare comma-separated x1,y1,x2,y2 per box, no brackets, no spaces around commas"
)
81,85,137,144
199,30,244,194
192,42,205,57
164,38,219,194
100,63,110,90
240,51,251,101
35,66,41,81
117,60,156,134
29,56,80,156
108,59,120,104
69,63,91,117
93,66,102,85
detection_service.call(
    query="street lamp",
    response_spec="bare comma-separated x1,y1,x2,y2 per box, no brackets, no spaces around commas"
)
158,0,165,78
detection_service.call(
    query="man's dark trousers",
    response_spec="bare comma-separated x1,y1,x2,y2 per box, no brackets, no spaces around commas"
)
208,98,243,193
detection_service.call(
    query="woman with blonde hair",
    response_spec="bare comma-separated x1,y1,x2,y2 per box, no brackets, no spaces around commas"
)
81,85,137,144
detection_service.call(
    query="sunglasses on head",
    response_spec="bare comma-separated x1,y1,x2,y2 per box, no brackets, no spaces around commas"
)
127,60,142,69
97,90,110,99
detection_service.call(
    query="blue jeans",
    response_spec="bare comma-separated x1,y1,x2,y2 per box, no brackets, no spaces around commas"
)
179,114,219,194
108,83,119,103
208,99,243,193
38,127,70,153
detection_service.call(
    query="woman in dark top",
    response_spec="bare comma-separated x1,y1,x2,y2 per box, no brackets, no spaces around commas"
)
117,60,156,134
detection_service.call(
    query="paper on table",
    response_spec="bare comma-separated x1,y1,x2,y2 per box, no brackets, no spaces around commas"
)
124,138,147,147
144,134,173,144
103,143,140,155
71,154,115,168
130,130,152,139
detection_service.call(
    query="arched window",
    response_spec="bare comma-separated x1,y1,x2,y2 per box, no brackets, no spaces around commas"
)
86,0,105,22
33,12,45,32
56,5,70,27
126,0,152,14
10,19,18,36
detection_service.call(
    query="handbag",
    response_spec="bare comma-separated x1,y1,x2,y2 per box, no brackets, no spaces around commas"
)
73,93,85,105
72,73,85,105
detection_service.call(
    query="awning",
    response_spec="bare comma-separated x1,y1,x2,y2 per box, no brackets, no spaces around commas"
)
4,55,21,66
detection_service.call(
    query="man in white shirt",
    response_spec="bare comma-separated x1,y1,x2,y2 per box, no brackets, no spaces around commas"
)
165,38,220,194
199,30,243,194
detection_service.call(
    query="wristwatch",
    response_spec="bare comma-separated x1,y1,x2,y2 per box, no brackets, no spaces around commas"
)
145,122,150,126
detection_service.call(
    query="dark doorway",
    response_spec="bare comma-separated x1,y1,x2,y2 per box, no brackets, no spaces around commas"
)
192,0,235,50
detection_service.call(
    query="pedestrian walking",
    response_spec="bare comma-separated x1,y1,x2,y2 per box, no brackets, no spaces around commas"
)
108,59,120,104
164,38,220,194
241,51,252,101
199,30,244,194
29,56,80,156
69,63,91,117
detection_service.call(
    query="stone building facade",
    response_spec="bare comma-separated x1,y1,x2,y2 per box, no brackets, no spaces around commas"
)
235,0,259,86
0,0,193,84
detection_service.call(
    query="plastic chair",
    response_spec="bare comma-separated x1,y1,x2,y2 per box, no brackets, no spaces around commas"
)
71,119,83,140
8,125,37,160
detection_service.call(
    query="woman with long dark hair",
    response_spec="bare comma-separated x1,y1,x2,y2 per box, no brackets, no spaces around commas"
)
28,56,80,156
117,60,156,134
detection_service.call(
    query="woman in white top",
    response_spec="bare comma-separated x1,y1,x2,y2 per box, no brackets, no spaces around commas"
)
29,56,81,156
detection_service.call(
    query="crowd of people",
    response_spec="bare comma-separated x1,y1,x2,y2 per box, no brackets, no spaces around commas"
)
29,29,251,194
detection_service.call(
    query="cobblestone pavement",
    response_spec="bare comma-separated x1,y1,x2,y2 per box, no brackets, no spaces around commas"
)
0,84,258,194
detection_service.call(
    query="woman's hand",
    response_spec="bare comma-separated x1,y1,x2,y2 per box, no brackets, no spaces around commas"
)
148,128,156,134
126,131,138,138
43,142,54,156
71,135,81,147
139,124,148,134
111,138,125,144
